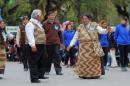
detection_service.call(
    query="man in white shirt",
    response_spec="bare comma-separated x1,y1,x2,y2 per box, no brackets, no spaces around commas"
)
25,9,48,83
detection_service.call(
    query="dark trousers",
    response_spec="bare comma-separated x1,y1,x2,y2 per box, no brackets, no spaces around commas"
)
65,47,77,66
102,47,108,66
100,57,105,75
28,44,47,80
16,46,21,61
46,44,62,73
20,44,28,69
118,45,129,67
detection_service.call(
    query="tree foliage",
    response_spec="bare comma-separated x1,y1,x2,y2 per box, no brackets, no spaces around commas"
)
0,0,32,25
0,0,130,25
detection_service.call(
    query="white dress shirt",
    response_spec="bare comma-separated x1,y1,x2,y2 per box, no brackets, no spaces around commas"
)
25,18,43,47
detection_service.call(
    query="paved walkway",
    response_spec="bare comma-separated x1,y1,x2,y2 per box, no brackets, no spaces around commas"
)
0,62,130,86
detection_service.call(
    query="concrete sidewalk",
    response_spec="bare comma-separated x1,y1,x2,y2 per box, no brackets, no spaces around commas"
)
0,62,130,86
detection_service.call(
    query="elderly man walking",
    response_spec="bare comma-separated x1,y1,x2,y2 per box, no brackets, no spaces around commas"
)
25,9,48,83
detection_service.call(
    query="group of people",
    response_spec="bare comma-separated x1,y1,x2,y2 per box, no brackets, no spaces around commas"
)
0,8,130,83
99,17,130,72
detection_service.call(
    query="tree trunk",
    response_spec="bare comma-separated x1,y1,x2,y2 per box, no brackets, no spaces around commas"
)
76,0,81,23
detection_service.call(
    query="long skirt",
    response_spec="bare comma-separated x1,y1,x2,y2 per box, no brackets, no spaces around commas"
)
74,42,102,77
0,45,6,74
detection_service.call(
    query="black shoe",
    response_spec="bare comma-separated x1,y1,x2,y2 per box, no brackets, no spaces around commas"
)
0,77,3,79
91,76,100,79
79,76,100,79
31,79,41,83
79,76,87,79
56,72,63,75
39,76,49,79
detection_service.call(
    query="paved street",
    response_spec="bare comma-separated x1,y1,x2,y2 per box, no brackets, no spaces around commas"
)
0,62,130,86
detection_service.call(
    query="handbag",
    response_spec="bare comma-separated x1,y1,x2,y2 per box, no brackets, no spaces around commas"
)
92,41,105,57
85,23,104,57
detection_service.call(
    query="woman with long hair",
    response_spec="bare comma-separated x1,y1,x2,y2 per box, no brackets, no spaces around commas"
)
99,20,109,70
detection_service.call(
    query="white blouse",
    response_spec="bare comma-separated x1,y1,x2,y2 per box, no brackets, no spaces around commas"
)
69,25,108,47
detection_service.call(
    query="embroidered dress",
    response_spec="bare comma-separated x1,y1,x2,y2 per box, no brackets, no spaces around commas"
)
70,23,107,77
